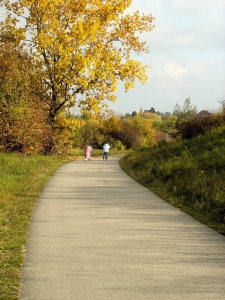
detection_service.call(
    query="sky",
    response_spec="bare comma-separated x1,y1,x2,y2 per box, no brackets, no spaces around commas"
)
108,0,225,115
1,1,224,116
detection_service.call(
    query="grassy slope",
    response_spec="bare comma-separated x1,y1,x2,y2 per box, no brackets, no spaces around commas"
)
120,125,225,235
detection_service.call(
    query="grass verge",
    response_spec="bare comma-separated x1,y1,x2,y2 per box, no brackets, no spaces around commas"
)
0,153,70,299
0,149,128,299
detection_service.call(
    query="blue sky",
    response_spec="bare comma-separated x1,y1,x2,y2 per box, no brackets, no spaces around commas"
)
108,0,225,115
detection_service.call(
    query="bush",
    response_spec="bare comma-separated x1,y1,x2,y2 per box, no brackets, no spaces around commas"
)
180,113,224,139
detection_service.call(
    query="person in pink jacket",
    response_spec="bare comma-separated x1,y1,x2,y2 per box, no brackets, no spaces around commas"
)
84,145,92,161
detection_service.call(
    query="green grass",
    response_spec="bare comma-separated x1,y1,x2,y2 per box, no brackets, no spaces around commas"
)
0,153,69,299
120,125,225,235
2,135,224,299
0,148,129,299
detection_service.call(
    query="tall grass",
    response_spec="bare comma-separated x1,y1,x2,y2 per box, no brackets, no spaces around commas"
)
0,154,67,299
120,125,225,235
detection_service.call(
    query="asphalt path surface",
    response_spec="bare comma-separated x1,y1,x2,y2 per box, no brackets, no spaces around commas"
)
19,156,225,299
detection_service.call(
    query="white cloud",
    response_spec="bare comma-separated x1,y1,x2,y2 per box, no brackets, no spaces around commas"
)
163,61,188,78
109,0,225,114
1,0,224,114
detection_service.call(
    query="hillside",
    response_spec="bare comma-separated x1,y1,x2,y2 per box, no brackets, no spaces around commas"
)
120,125,225,235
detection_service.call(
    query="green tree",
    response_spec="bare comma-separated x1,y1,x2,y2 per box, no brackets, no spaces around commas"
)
173,97,194,132
173,97,193,121
150,107,156,113
124,113,131,118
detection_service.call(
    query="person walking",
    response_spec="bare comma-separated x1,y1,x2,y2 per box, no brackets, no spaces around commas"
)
84,145,92,161
102,142,110,160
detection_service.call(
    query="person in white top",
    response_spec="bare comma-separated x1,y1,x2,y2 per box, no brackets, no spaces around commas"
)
102,143,110,160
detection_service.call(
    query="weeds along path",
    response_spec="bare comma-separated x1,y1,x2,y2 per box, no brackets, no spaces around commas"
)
20,157,225,300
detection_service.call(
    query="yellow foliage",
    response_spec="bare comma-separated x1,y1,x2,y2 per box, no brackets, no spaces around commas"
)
141,112,161,120
105,116,122,132
124,116,156,146
1,0,155,124
56,115,85,131
54,115,85,152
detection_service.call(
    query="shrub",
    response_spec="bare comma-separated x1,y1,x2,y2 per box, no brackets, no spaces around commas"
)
180,113,224,139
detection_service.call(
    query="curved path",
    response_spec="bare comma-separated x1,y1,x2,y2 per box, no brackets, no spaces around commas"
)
19,156,225,299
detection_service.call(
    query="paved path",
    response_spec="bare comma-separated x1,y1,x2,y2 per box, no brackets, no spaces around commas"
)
19,156,225,300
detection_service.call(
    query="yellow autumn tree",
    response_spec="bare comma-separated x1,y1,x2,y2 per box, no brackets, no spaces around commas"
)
0,32,55,154
123,115,156,147
0,0,155,126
